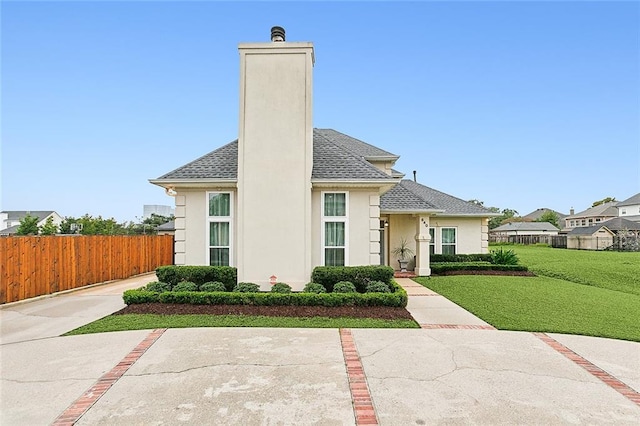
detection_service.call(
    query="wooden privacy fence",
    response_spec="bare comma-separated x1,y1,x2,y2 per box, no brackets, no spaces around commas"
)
0,235,174,304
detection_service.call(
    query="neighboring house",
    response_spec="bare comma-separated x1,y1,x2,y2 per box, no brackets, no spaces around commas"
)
149,27,497,289
522,208,567,224
156,220,176,236
563,202,618,231
567,225,614,250
490,221,560,237
0,211,63,235
616,193,640,223
143,205,175,220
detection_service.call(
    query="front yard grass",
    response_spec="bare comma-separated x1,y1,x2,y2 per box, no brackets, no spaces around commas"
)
64,314,419,335
414,275,640,342
509,245,640,295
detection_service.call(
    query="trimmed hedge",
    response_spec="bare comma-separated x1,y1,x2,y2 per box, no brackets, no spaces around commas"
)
156,266,237,291
430,254,493,263
430,262,529,274
123,280,408,307
311,265,394,293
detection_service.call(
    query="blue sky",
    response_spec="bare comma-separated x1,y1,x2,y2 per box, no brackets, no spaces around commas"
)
2,1,639,222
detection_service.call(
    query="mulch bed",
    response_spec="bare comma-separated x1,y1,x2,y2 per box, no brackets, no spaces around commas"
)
433,270,535,277
115,303,415,320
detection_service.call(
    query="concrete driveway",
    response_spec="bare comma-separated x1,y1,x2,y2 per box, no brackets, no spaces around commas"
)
1,276,639,425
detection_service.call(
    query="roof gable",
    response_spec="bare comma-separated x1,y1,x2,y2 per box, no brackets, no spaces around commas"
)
381,180,495,215
617,193,640,207
1,211,55,221
313,129,398,160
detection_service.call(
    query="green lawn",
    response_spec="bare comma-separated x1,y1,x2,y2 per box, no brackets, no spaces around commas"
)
509,245,640,295
64,314,419,335
414,275,640,341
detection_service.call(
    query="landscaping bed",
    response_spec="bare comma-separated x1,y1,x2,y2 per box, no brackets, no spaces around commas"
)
114,303,414,320
432,270,535,277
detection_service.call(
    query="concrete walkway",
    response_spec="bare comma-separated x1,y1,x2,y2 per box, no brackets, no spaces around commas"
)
395,277,495,329
1,275,639,425
0,273,155,344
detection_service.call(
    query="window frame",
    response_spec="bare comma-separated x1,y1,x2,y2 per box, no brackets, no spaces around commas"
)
440,227,457,255
206,191,233,266
321,191,349,266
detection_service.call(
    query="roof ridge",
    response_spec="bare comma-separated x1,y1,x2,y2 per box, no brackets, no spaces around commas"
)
314,128,398,159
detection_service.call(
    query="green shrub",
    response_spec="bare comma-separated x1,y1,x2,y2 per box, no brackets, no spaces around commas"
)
200,281,227,292
156,265,237,290
430,262,528,274
271,283,292,293
490,248,520,265
366,281,391,293
311,265,394,292
145,281,171,293
333,281,357,293
233,282,260,293
123,289,160,304
430,253,493,263
173,281,198,292
303,282,327,294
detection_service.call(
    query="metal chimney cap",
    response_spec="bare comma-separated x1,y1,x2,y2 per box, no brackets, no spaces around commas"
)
271,26,285,42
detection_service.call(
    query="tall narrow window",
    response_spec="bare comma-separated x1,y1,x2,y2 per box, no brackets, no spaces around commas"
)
441,227,456,255
207,192,232,266
429,228,435,255
322,192,347,266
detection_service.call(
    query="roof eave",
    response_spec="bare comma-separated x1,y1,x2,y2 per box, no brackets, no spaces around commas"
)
381,209,445,215
149,178,238,189
431,212,502,218
365,155,400,162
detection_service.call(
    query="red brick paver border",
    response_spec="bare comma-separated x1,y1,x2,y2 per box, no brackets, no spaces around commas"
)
340,328,378,425
52,328,167,425
534,332,640,407
420,324,496,330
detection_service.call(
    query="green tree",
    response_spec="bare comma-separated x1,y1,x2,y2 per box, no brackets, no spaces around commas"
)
39,216,58,235
592,197,617,207
534,211,560,228
59,216,81,234
489,208,520,229
16,214,40,235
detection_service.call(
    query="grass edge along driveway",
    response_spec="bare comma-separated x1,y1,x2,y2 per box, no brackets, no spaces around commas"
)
414,275,640,342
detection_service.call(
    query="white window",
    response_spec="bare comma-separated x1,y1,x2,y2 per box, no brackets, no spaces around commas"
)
322,192,348,266
207,192,232,266
441,227,457,255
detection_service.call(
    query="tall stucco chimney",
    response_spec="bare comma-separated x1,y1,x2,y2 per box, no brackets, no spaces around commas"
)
570,208,575,215
236,27,314,287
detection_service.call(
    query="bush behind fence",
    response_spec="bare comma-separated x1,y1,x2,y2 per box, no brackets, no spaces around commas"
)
0,235,174,304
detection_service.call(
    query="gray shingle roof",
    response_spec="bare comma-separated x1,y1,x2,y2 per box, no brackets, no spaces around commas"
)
566,202,618,219
311,131,393,180
599,217,640,231
522,208,567,221
157,141,238,180
156,220,176,231
154,129,395,182
617,193,640,207
381,180,496,215
313,129,398,159
1,211,55,221
491,222,559,232
568,225,613,236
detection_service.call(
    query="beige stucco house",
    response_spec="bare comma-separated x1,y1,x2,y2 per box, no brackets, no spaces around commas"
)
150,27,496,289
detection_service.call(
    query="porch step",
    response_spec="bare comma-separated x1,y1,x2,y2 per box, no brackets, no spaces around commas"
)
394,271,417,278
